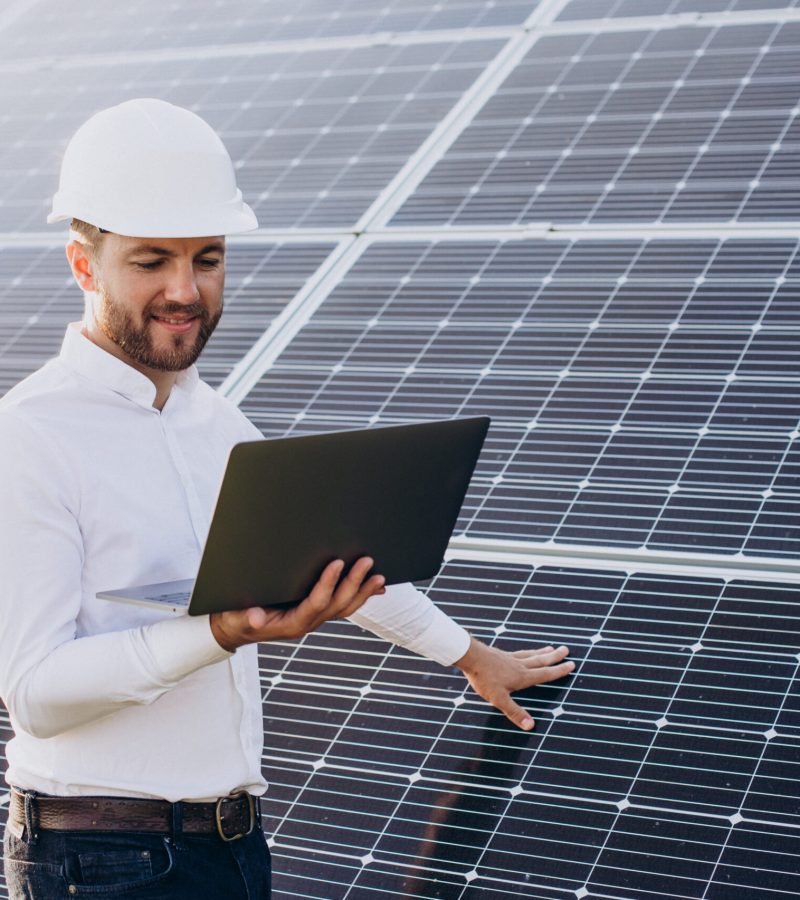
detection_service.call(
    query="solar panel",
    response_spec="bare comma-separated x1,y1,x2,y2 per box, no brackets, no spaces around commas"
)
1,0,537,59
392,21,800,226
239,235,800,556
559,0,800,20
0,38,505,232
255,559,800,899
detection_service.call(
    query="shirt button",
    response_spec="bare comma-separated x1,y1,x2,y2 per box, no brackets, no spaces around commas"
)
68,886,78,896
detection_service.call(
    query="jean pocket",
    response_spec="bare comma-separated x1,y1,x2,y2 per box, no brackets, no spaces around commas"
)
64,838,174,895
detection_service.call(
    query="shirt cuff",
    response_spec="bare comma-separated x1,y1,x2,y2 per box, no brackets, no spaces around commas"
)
401,602,471,667
142,614,233,685
348,583,471,667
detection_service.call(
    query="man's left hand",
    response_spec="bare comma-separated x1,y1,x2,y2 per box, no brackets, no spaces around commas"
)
454,637,574,731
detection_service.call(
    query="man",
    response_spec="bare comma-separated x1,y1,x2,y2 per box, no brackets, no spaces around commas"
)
0,99,573,898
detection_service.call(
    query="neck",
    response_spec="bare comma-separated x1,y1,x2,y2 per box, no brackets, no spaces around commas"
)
82,323,180,411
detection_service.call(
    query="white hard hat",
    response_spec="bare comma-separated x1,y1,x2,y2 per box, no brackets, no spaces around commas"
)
48,98,258,237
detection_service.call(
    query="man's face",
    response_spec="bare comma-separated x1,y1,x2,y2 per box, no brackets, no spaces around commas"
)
83,234,225,373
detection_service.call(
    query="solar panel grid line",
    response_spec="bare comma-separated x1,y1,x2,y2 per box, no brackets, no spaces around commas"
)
463,241,696,534
0,23,525,76
264,640,404,846
353,25,542,232
219,236,358,402
465,29,673,228
654,22,785,226
324,565,540,895
391,20,800,227
258,564,792,900
0,232,65,246
593,31,764,226
698,672,800,899
544,223,800,238
261,612,799,667
427,584,635,897
548,6,800,35
245,359,800,381
636,319,784,548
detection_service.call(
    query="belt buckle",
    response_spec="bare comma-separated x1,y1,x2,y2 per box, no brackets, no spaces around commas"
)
215,791,255,842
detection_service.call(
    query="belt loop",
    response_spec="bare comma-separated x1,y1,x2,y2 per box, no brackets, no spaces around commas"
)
23,790,40,845
169,800,184,849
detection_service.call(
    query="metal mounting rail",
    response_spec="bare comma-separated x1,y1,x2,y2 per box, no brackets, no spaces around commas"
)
446,535,800,584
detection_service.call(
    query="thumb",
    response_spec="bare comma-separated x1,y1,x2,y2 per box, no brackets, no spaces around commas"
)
245,606,269,630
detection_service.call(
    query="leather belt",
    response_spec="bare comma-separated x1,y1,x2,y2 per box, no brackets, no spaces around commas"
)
10,788,257,842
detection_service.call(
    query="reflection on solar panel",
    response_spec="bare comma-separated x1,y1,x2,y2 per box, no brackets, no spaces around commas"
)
559,0,800,20
393,21,800,225
0,0,798,898
259,560,800,898
0,39,504,232
2,0,537,59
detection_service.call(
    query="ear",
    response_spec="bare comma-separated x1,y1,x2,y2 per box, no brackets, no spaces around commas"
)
65,240,97,292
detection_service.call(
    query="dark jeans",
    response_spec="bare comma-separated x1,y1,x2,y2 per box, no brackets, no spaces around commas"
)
3,821,271,899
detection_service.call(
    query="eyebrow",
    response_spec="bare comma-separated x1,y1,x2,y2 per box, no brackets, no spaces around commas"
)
127,241,225,259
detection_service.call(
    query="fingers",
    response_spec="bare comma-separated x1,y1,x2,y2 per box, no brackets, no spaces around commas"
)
494,692,535,731
319,556,385,617
337,572,385,619
512,645,568,663
211,557,384,649
500,651,575,729
458,640,576,732
531,659,576,685
284,556,385,635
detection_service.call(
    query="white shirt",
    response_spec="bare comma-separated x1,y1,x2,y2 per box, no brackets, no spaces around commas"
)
0,324,469,802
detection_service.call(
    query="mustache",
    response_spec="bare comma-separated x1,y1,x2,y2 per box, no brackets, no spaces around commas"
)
145,302,210,320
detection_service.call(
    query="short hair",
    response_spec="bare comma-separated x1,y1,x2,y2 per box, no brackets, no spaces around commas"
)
70,218,107,256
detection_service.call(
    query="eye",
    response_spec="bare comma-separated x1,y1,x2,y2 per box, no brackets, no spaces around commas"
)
197,257,222,269
134,260,163,271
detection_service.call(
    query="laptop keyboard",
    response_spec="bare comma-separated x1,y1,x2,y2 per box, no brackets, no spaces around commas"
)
150,590,190,606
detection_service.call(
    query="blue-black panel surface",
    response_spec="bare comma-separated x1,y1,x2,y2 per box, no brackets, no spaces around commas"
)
2,0,535,59
240,237,800,557
559,0,800,19
253,560,800,899
0,40,502,232
393,22,800,226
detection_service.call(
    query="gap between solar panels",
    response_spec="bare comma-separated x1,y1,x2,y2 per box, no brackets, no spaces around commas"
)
546,6,800,37
446,536,800,584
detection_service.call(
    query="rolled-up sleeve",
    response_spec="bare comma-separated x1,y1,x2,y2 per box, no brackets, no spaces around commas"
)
348,581,470,667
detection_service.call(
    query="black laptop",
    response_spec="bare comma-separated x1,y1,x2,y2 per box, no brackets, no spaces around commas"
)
97,416,490,615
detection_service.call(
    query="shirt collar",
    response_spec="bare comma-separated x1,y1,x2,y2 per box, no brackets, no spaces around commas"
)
59,322,199,409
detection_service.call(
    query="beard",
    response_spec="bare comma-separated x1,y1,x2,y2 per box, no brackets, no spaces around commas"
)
95,285,222,372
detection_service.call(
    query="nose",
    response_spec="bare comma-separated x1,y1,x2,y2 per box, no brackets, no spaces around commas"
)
163,261,201,305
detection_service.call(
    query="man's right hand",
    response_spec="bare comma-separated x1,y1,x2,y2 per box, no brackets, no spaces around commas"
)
209,556,385,652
